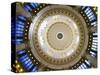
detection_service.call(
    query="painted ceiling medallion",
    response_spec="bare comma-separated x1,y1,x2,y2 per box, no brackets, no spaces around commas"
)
29,5,88,69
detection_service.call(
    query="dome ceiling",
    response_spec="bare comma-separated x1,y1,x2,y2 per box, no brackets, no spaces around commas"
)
11,2,98,72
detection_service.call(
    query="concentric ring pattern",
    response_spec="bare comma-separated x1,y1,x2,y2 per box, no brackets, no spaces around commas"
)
11,2,98,72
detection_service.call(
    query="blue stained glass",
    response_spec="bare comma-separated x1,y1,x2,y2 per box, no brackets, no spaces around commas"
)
16,31,23,34
24,5,32,12
82,63,87,69
92,45,97,48
84,7,90,13
26,61,32,66
93,33,97,35
91,21,97,26
15,23,24,38
93,37,97,40
81,65,85,69
11,16,25,45
91,47,97,52
16,24,24,28
93,39,97,42
17,50,25,55
16,39,23,44
19,55,28,61
18,16,26,21
78,60,91,69
34,3,39,7
92,42,97,45
85,60,90,66
30,3,35,8
16,27,24,31
18,52,38,71
30,3,39,8
86,9,91,15
86,12,93,18
21,57,29,63
24,59,31,65
25,62,33,70
81,6,86,10
16,21,25,25
16,20,24,35
90,51,96,57
32,66,37,72
27,64,33,70
16,39,22,42
16,33,23,37
16,42,21,45
88,14,96,22
84,7,96,22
